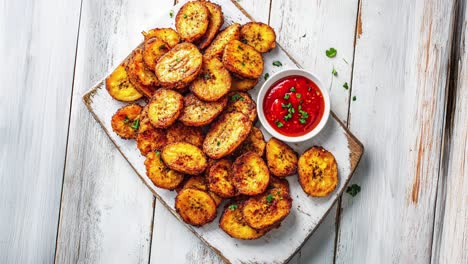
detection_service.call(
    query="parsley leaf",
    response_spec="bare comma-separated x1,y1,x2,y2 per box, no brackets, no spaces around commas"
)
299,118,306,124
296,93,301,98
264,73,270,80
217,141,221,146
203,73,211,80
228,204,238,210
332,68,338,76
272,61,282,67
284,94,290,100
346,184,361,197
183,14,187,19
131,119,140,130
325,47,337,58
290,87,296,92
352,96,357,101
231,93,244,102
124,117,130,124
343,82,349,90
169,10,174,18
266,194,274,203
276,121,284,128
155,150,161,156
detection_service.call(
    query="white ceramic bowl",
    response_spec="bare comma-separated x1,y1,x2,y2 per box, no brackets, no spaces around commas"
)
257,69,330,143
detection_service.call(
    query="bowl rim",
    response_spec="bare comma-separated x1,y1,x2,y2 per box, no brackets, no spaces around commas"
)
256,68,331,143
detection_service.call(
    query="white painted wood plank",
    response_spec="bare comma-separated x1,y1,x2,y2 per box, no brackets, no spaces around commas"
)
335,0,457,263
54,0,175,263
149,1,271,263
268,1,358,263
431,2,468,263
84,1,362,263
0,0,81,263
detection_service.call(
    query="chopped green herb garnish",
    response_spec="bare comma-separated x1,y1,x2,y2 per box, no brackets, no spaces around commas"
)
326,47,337,58
288,107,295,114
353,96,357,101
159,44,167,50
299,118,306,124
264,73,270,80
298,105,302,111
296,93,302,98
276,121,284,128
332,68,338,76
346,184,361,197
183,14,187,19
290,87,296,92
231,93,244,102
124,117,130,124
155,150,161,156
228,204,238,210
343,82,349,90
176,57,180,62
283,113,292,121
242,62,246,66
131,119,140,130
203,73,211,80
266,194,274,203
272,61,283,67
284,94,290,100
217,141,221,146
169,10,174,18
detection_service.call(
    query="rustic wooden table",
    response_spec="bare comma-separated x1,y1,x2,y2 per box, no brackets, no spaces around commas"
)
1,0,466,263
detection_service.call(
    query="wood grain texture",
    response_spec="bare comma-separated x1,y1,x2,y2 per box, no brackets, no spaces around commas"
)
0,0,81,263
431,1,468,263
335,0,457,263
54,0,175,263
268,1,359,262
150,1,271,263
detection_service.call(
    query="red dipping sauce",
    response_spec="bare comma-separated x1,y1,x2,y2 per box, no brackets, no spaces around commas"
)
263,75,325,137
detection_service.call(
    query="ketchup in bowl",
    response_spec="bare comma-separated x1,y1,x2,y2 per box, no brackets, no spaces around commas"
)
263,75,325,137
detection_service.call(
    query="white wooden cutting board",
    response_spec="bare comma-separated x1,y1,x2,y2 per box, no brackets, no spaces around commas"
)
83,0,363,263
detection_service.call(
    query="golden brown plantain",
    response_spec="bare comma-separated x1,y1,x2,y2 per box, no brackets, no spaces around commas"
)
203,112,252,159
190,57,231,102
232,126,266,157
161,142,207,175
166,122,204,147
181,175,223,206
175,188,217,226
240,22,276,53
126,48,159,97
142,37,170,70
136,105,168,156
225,92,257,123
204,23,240,58
207,159,237,198
219,202,270,240
145,151,185,190
242,177,292,229
175,1,210,43
266,138,298,177
197,1,224,49
142,28,181,48
178,93,227,127
155,42,203,89
111,104,142,139
231,76,259,92
298,146,338,197
232,152,270,196
222,40,264,79
147,89,184,128
106,64,143,102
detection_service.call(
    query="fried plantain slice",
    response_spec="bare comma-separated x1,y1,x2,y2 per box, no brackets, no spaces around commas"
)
106,64,143,102
126,48,159,97
161,142,207,175
266,138,298,177
190,57,231,102
111,104,142,139
142,28,181,48
232,152,270,196
145,151,185,190
175,1,210,43
231,76,259,92
207,159,237,198
136,105,168,156
147,89,184,128
197,1,224,49
182,175,223,206
142,37,170,70
240,22,276,53
155,42,203,89
166,122,204,147
175,188,217,226
225,92,257,123
220,202,270,240
203,112,252,159
222,40,264,79
204,23,240,58
298,146,338,197
242,178,292,229
178,93,227,127
232,126,266,158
